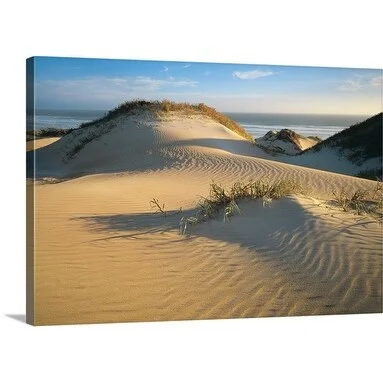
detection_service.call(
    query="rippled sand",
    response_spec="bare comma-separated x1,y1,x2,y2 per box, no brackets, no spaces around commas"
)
28,113,382,325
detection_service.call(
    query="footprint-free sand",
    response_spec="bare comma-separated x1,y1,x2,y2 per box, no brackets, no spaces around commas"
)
28,112,382,325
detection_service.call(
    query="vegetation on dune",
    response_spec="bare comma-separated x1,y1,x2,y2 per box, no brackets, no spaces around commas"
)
79,99,255,143
354,167,383,181
150,178,382,235
36,100,253,163
27,128,75,140
149,198,182,217
303,112,382,164
332,178,382,216
178,179,305,234
64,122,117,161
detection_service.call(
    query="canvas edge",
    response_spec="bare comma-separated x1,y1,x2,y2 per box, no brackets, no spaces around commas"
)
26,57,35,325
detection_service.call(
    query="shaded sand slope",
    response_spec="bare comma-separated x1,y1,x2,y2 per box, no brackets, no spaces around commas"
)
30,110,382,325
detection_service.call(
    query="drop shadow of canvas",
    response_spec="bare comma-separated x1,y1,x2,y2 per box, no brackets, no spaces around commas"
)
5,314,26,323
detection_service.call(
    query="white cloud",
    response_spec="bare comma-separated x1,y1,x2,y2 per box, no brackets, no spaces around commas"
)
35,75,199,108
172,80,198,87
370,75,381,87
232,69,274,80
338,79,362,91
339,73,382,91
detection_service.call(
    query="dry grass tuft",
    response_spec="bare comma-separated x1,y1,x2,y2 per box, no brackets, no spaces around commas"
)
80,99,255,143
179,179,304,234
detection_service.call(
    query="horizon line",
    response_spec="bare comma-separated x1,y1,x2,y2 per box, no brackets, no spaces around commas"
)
32,107,376,117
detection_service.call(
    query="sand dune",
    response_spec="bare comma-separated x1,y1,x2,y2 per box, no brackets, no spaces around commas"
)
28,109,382,325
26,137,61,152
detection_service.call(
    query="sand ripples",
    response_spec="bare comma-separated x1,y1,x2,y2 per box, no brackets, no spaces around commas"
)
32,115,382,324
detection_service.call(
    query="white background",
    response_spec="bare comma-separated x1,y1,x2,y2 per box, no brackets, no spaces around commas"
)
0,1,382,382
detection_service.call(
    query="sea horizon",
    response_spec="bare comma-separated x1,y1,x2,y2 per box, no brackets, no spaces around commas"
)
29,108,373,140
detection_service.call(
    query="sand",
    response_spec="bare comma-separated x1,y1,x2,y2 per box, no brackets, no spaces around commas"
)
26,137,61,152
28,112,382,325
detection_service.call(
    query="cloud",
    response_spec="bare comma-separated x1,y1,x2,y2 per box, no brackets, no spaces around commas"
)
232,69,274,80
339,73,381,91
172,80,198,87
338,79,362,91
370,76,381,87
35,75,199,108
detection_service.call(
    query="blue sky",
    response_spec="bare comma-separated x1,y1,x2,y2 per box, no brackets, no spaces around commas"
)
32,57,382,115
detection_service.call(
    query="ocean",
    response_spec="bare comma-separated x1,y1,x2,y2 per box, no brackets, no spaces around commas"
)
225,112,370,139
29,109,370,140
28,109,105,132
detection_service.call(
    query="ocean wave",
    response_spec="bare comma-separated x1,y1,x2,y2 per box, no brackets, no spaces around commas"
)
32,116,92,130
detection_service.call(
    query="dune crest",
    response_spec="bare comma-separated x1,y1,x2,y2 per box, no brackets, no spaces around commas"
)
29,107,379,198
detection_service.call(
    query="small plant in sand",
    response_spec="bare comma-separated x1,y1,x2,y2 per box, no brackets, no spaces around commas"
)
149,198,183,218
262,196,273,207
179,216,199,235
149,198,167,215
179,179,303,235
223,200,241,223
332,187,372,215
332,187,349,211
372,177,383,201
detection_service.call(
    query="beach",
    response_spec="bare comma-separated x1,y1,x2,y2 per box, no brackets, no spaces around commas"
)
28,108,382,325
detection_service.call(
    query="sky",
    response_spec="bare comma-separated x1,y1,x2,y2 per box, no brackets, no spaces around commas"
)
31,57,382,115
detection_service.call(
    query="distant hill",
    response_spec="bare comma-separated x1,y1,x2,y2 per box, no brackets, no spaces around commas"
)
256,129,321,155
299,112,382,179
303,113,382,162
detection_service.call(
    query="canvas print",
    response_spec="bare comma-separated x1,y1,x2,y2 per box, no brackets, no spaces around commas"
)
26,57,382,326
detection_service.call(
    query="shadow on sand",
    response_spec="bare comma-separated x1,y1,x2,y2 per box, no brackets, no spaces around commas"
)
71,197,382,314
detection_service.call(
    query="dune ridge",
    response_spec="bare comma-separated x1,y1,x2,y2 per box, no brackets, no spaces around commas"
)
28,105,382,325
